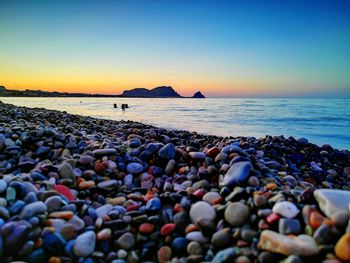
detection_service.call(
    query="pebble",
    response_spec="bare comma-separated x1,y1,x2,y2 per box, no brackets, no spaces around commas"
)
126,162,144,174
279,218,301,235
314,189,350,217
171,237,189,255
258,230,318,256
272,201,299,218
187,241,202,255
158,143,176,160
335,233,350,261
212,228,231,248
20,201,47,219
189,201,216,225
221,161,252,186
189,152,206,160
224,202,250,226
158,246,172,263
202,192,221,205
116,232,135,250
73,231,96,257
0,180,7,193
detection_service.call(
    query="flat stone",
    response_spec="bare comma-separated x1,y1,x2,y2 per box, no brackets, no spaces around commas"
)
258,230,318,256
212,248,237,263
126,163,143,174
73,231,96,257
224,202,250,227
278,218,301,235
96,204,113,218
20,201,47,219
189,201,216,225
203,192,221,205
187,241,202,255
221,161,252,186
186,231,208,244
272,201,299,218
93,149,117,156
189,152,206,160
314,189,350,217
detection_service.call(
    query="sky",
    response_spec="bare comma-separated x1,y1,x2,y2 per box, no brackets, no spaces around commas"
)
0,0,349,97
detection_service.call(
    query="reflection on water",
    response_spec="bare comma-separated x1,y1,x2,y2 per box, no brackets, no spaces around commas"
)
0,97,349,149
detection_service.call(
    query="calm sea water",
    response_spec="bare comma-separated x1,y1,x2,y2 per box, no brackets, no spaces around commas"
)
1,97,349,150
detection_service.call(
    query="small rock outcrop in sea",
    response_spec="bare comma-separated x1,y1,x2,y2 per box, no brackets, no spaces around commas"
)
0,101,349,262
192,91,205,98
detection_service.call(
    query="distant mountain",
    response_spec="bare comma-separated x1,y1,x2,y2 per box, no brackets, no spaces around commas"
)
0,86,116,97
121,86,182,98
192,91,205,98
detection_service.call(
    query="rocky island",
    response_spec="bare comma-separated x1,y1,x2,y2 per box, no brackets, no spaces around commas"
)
120,86,205,98
0,101,349,262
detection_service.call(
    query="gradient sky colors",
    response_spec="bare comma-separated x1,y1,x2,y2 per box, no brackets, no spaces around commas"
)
1,0,350,97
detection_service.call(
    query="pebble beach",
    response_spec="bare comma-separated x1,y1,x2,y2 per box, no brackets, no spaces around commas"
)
0,100,350,263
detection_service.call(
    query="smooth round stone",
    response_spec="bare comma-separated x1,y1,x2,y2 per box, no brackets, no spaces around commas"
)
0,180,7,194
42,232,66,255
211,228,231,248
314,189,350,218
145,198,161,211
331,211,350,228
58,163,75,182
128,138,141,148
254,195,267,207
68,216,85,231
171,237,189,255
6,187,16,202
279,218,301,235
97,228,112,241
126,163,143,174
93,148,117,156
212,248,237,263
116,232,135,250
203,192,221,205
20,201,47,219
335,233,350,261
190,201,216,225
45,196,62,213
97,180,118,190
186,231,208,244
165,159,176,175
187,241,202,255
73,231,96,257
79,155,94,165
189,152,206,160
117,249,128,259
160,223,176,236
158,246,172,263
139,223,155,235
224,202,249,227
272,201,299,218
283,255,303,263
96,204,113,218
220,161,252,186
158,143,176,160
297,138,308,146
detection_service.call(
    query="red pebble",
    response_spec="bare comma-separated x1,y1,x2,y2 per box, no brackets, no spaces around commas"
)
266,213,281,224
126,204,140,211
54,185,75,201
173,203,184,213
207,147,220,158
139,223,155,234
192,188,207,198
160,223,176,236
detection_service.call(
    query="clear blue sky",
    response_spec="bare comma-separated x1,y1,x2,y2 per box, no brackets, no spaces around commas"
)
0,0,349,97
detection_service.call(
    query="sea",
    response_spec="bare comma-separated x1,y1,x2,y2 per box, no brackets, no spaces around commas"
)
1,97,349,150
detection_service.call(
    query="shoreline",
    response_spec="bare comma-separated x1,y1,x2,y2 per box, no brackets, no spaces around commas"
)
0,101,350,262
